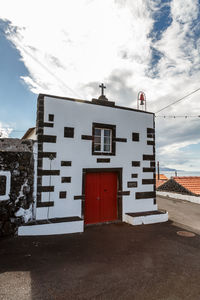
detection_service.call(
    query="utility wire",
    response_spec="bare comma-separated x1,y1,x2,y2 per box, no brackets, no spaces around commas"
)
156,87,200,114
0,129,26,132
2,114,200,132
9,130,26,132
0,27,83,99
156,115,200,118
1,113,200,133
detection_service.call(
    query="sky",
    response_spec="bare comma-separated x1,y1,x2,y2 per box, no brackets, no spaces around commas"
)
0,0,200,176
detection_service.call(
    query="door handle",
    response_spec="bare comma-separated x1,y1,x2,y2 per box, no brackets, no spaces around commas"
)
96,197,100,200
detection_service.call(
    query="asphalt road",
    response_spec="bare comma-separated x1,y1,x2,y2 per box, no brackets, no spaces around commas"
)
157,195,200,234
1,222,200,300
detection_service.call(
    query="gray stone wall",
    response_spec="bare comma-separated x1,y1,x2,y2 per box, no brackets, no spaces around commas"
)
0,139,34,236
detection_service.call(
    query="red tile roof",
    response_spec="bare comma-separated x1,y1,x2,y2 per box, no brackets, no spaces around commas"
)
156,174,168,180
156,174,168,188
173,176,200,195
156,180,166,188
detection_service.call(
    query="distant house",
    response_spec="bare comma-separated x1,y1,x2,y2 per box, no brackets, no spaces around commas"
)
22,127,36,140
157,176,200,204
156,174,168,189
157,176,200,196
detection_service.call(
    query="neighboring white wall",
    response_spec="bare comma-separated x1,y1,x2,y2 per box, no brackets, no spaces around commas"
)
124,212,168,225
36,96,157,220
157,191,200,204
28,129,37,140
18,220,84,236
23,128,37,140
0,171,11,201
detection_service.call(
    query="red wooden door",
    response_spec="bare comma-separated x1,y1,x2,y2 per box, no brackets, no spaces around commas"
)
85,172,118,224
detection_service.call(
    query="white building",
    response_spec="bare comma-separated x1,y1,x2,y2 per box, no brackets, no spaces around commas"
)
18,89,168,236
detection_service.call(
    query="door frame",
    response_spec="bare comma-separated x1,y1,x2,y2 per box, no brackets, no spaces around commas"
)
82,168,122,225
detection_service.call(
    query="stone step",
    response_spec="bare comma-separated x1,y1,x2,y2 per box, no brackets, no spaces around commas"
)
18,216,84,236
124,210,168,226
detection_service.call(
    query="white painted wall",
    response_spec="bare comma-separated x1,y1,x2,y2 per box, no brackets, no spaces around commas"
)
18,220,84,236
27,128,37,140
124,211,168,225
30,130,37,140
157,191,200,204
36,96,157,220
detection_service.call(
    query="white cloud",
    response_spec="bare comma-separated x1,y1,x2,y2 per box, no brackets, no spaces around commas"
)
171,0,198,23
154,0,200,77
1,0,200,173
0,123,13,138
0,0,154,97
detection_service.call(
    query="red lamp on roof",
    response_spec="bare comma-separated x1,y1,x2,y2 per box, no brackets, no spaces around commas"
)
139,92,145,105
137,91,146,111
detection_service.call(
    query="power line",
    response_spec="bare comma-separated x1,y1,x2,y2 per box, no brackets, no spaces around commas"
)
0,27,83,99
156,115,200,119
156,87,200,114
0,128,26,132
10,130,26,132
1,114,200,132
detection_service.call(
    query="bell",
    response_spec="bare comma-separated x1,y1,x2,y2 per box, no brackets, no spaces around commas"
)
140,93,145,105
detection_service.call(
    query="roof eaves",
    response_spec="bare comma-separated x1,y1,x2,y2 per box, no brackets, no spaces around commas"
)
38,93,154,116
21,127,35,140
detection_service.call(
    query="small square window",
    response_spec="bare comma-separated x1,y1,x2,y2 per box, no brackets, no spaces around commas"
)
64,127,74,138
59,191,67,198
132,132,139,142
61,177,71,183
132,161,140,167
48,114,54,122
61,161,72,166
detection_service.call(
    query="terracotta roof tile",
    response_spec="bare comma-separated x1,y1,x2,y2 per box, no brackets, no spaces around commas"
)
156,174,168,180
173,176,200,195
156,174,168,188
156,179,167,188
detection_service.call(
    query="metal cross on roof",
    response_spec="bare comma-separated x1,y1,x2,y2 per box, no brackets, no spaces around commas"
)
99,83,106,96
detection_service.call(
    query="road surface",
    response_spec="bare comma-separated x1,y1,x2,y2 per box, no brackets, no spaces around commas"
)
1,222,200,300
157,195,200,234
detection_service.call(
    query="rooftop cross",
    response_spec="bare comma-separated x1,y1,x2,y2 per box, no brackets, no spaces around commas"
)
99,83,106,96
92,83,113,104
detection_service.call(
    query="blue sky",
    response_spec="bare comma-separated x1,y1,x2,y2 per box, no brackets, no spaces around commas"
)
0,0,200,175
0,20,36,137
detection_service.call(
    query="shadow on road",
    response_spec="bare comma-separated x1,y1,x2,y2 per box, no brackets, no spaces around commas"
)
1,222,200,300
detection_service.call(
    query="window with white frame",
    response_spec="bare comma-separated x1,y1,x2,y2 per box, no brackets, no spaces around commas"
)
94,128,112,153
92,123,116,156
